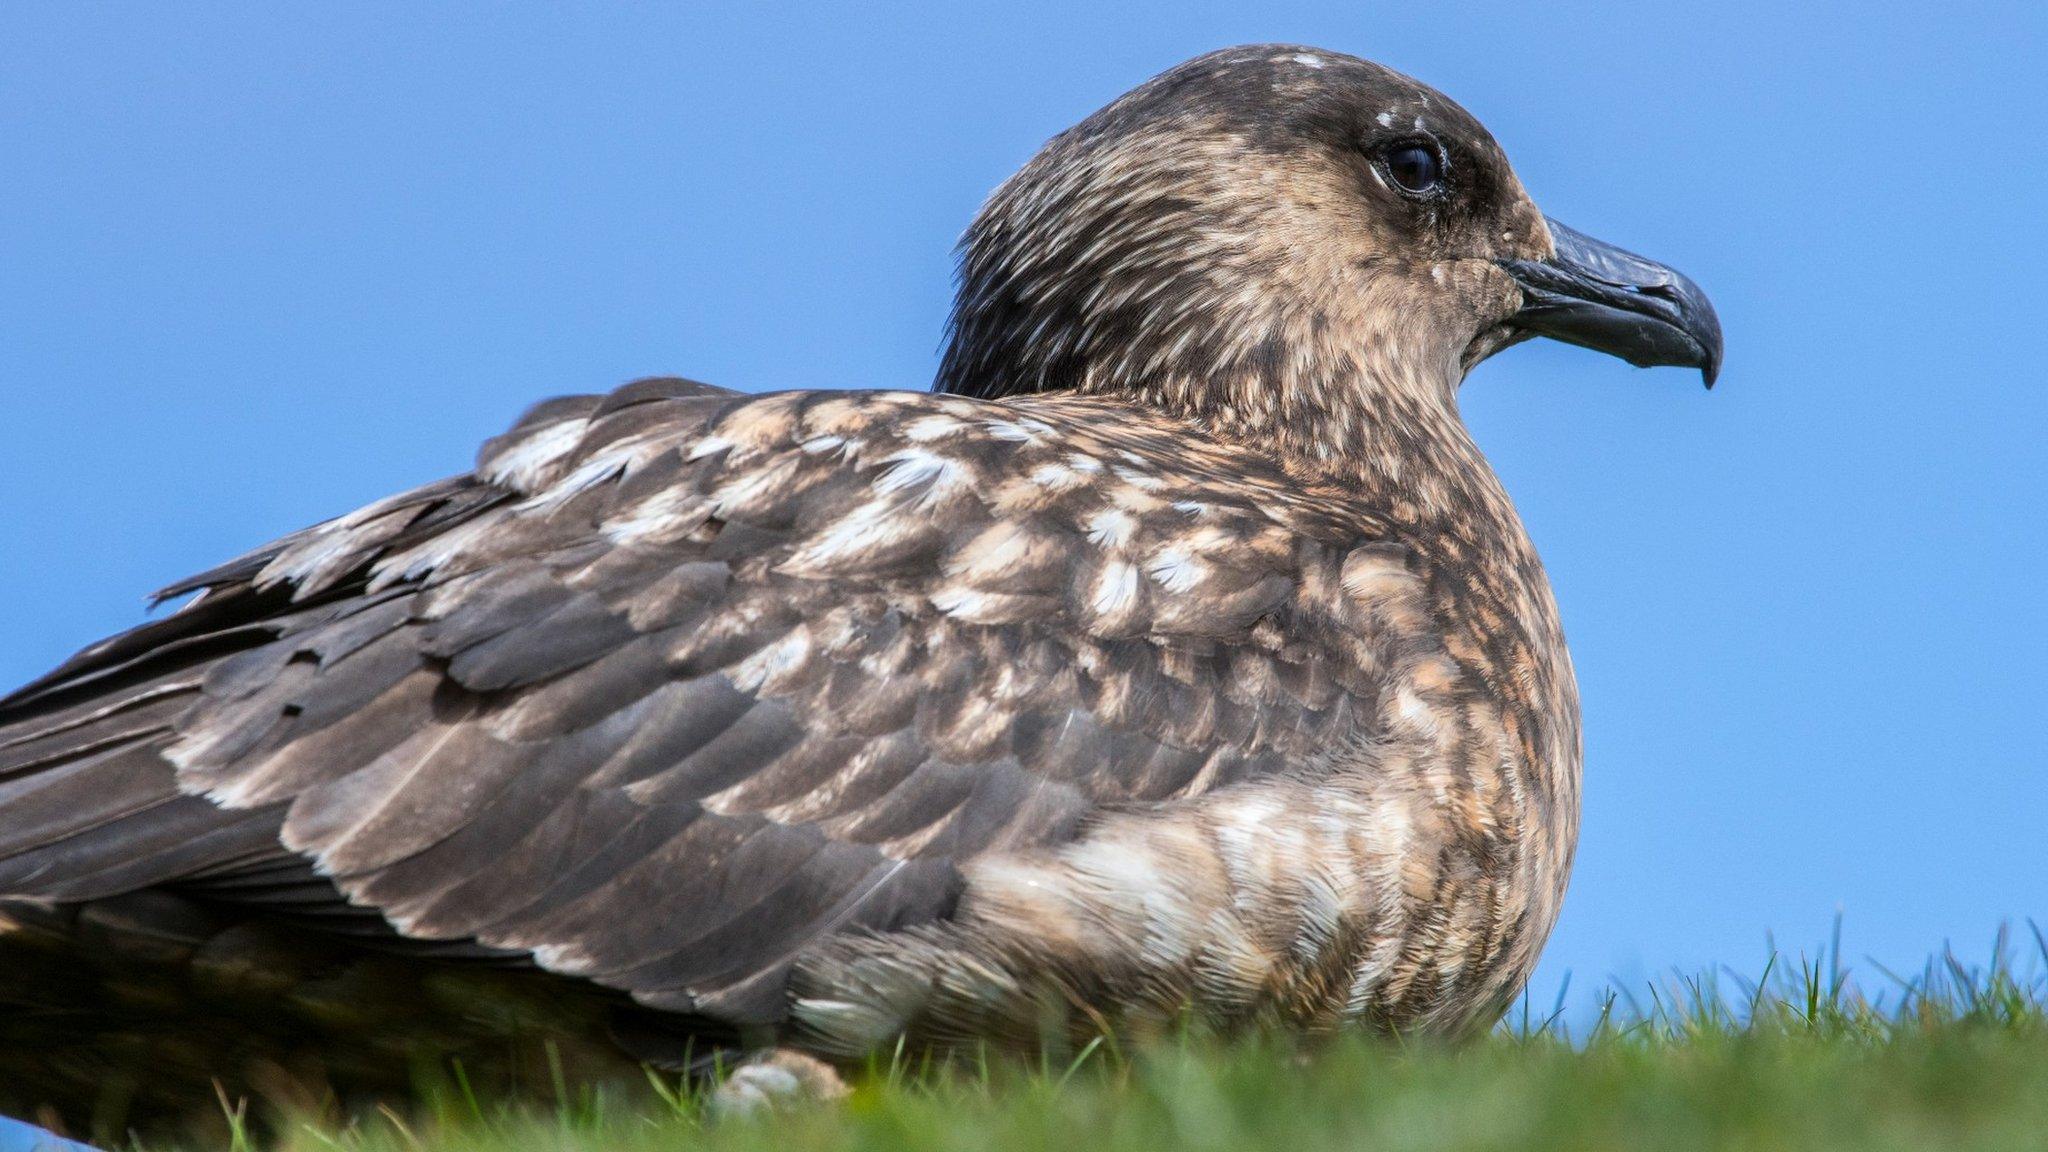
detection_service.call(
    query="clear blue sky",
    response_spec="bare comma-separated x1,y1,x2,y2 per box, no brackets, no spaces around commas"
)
3,3,2043,1017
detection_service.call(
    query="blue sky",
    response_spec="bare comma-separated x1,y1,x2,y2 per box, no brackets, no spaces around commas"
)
2,3,2043,1017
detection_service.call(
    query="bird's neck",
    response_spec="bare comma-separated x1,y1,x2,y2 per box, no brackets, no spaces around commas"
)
1065,345,1504,531
938,290,1490,510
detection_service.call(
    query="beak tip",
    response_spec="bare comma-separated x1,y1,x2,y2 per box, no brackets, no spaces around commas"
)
1692,293,1724,390
1696,318,1724,389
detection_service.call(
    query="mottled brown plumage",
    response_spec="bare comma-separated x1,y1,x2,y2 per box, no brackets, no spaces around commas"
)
0,45,1719,1134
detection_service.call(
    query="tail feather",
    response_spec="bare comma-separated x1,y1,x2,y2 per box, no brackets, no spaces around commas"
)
0,893,652,1143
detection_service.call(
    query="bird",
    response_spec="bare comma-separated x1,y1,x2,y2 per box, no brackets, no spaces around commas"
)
0,44,1720,1137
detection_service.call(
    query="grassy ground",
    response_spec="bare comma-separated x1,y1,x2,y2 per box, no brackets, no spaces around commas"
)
188,926,2048,1152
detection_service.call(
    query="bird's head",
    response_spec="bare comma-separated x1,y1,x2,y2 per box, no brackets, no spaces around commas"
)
937,46,1721,460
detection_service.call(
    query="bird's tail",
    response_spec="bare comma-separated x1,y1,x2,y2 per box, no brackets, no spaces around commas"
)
0,891,659,1145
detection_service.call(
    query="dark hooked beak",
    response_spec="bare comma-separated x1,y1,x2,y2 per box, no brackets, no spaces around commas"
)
1499,217,1724,388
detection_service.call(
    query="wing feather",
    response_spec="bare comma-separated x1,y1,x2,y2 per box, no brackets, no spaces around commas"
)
0,378,1399,1025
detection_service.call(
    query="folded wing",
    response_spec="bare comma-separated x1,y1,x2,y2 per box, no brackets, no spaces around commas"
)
0,377,1388,1024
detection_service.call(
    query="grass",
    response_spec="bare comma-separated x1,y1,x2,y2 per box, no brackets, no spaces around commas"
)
163,923,2048,1152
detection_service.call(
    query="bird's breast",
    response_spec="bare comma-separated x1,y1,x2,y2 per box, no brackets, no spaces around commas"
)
960,648,1564,1033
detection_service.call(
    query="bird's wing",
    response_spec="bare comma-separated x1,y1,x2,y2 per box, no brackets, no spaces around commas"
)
0,378,1398,1022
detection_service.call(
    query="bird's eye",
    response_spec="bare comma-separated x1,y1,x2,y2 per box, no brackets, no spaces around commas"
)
1382,141,1445,196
